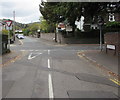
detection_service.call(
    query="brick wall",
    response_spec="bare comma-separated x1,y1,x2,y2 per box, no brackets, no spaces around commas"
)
104,32,120,55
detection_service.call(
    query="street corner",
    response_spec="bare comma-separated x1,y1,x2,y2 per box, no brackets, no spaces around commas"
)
77,50,120,86
0,50,27,67
77,50,99,57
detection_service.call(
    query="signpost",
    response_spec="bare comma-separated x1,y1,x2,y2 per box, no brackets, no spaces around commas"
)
98,16,104,51
5,20,12,49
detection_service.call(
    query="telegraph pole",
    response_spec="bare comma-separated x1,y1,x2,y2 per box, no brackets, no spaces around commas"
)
98,16,104,51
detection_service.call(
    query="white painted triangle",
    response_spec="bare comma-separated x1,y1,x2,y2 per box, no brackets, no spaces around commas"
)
28,53,42,60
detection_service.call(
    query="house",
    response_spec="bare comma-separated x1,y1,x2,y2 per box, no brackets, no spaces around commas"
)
0,19,6,32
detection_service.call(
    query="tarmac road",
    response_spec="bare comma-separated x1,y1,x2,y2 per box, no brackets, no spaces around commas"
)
2,36,119,99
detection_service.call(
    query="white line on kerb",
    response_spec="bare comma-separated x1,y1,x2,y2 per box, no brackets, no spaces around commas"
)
48,73,54,99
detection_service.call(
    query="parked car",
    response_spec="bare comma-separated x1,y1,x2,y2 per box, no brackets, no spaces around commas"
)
17,34,24,39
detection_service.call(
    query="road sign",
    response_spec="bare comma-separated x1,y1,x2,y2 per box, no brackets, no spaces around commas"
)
6,21,12,27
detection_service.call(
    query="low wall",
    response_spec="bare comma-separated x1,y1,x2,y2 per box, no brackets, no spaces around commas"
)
0,34,9,55
104,32,120,55
41,33,55,41
40,33,100,44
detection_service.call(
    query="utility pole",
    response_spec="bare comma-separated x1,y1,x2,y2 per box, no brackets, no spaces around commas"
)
13,11,15,41
98,15,104,51
99,25,102,51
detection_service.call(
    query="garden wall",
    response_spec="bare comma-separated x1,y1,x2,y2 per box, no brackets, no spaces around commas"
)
104,32,120,55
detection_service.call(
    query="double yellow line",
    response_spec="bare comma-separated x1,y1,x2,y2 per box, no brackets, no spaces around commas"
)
110,78,120,86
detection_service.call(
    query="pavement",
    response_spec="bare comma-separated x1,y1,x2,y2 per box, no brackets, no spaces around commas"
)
1,51,23,67
0,38,24,67
77,50,119,84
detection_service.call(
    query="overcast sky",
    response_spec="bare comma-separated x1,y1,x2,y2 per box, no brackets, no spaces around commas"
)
0,0,43,24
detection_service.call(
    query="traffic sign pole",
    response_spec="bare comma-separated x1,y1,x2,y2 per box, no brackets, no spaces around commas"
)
5,20,12,50
99,25,102,51
8,27,10,49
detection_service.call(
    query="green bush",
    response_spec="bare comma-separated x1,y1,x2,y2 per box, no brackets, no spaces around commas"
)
105,22,120,32
105,22,120,28
2,29,9,35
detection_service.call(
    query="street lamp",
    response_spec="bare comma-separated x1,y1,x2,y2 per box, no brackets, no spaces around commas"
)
98,15,104,51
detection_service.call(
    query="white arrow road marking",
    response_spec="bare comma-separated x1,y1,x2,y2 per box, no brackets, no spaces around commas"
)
28,53,42,60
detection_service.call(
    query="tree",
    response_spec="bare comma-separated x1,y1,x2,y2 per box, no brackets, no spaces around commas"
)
28,23,40,34
40,19,55,33
39,2,120,35
39,2,83,35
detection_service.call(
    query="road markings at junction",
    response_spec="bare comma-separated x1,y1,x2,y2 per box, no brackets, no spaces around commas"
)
110,78,120,86
28,53,42,60
48,50,50,55
19,40,23,45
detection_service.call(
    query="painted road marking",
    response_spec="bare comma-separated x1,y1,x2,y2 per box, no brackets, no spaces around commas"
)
47,57,54,99
48,50,50,55
110,79,120,86
10,44,16,47
77,51,120,86
48,59,50,68
19,40,23,45
20,50,48,52
28,53,42,60
48,74,54,99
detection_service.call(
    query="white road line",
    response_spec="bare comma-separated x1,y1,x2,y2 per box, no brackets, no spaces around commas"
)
29,50,34,51
35,50,39,51
48,50,50,55
48,59,50,68
48,57,54,99
28,53,32,60
19,40,23,45
48,74,54,99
